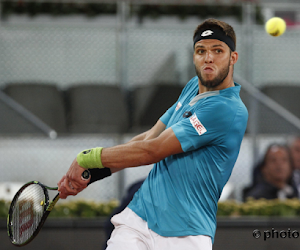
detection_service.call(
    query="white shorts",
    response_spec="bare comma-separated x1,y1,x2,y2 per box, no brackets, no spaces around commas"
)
106,207,212,250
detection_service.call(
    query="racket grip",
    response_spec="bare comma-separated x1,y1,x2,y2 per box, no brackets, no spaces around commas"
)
81,169,91,180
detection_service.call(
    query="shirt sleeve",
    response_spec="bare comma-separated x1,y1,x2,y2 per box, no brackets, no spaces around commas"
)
159,102,177,126
171,98,235,152
159,77,198,127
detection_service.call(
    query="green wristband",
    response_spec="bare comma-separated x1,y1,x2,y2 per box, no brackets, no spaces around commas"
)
76,147,104,169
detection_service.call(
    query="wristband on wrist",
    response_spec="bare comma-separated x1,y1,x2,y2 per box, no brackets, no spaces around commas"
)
77,147,104,169
88,168,112,185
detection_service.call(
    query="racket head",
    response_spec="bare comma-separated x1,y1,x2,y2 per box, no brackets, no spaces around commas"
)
7,181,51,247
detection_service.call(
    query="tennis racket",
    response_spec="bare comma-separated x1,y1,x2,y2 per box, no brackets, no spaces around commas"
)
7,169,90,247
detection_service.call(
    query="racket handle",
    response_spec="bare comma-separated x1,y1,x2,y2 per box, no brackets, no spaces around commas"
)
81,169,91,180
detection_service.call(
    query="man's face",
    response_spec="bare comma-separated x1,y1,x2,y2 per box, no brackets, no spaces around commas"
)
193,39,233,88
262,147,291,183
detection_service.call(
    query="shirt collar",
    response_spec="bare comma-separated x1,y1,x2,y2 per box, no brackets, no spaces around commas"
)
189,82,240,106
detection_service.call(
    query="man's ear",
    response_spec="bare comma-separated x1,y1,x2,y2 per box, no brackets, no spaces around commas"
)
230,51,238,66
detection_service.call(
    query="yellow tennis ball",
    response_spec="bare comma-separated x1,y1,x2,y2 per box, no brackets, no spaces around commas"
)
265,17,286,37
40,201,44,206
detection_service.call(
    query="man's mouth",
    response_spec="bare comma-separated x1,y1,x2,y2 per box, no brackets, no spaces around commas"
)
203,66,214,73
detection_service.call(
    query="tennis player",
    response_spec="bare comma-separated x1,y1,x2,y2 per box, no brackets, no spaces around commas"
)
58,18,248,250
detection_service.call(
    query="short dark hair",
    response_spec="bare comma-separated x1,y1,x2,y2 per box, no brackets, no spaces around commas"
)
251,143,294,185
193,18,236,51
262,143,294,170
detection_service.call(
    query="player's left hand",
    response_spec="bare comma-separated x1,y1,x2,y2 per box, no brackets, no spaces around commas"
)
58,158,91,199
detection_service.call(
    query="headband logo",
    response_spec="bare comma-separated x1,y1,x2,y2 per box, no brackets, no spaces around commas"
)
201,30,214,37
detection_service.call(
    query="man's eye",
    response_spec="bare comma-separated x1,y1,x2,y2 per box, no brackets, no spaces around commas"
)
197,49,205,54
215,49,222,53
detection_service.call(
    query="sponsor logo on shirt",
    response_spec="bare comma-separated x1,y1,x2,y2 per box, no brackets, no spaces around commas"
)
175,102,182,111
182,111,192,118
189,114,207,136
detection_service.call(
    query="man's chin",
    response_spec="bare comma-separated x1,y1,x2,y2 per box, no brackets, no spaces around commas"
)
201,80,222,88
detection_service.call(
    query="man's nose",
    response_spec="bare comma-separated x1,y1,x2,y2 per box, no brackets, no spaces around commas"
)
205,51,213,63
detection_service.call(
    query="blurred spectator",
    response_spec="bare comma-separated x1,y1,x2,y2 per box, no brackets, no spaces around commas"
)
243,144,298,201
289,136,300,197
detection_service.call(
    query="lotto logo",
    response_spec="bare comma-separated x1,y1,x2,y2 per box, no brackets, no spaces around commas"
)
201,30,214,37
189,114,207,136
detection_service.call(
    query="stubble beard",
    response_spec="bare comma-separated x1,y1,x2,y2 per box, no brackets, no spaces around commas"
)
195,60,231,88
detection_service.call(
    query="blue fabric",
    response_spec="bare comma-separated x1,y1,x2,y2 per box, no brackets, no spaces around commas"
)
128,76,248,243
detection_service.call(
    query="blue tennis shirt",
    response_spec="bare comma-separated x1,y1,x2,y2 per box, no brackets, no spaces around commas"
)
128,76,248,243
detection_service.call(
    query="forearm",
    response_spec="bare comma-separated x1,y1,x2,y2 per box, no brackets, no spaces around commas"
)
129,120,165,143
77,120,169,172
101,140,159,169
105,130,152,173
102,127,182,169
129,131,148,142
102,120,167,169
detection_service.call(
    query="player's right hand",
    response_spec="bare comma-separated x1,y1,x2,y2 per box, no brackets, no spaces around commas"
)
58,158,90,199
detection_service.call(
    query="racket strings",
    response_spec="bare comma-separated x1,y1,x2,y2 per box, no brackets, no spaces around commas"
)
10,184,46,245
